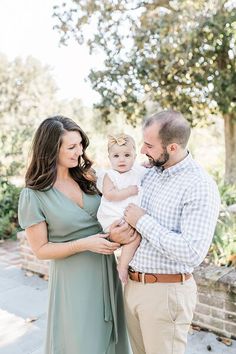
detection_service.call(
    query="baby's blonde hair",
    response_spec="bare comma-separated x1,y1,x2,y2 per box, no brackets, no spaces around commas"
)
107,134,136,152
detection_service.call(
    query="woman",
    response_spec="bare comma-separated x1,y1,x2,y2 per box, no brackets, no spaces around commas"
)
18,116,130,354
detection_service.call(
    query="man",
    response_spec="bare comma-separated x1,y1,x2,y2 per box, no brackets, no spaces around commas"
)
111,110,220,354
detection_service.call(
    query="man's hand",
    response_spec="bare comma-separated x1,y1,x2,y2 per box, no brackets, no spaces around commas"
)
124,203,146,228
109,219,137,244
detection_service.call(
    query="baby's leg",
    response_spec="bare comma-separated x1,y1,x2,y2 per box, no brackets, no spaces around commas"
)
117,234,141,284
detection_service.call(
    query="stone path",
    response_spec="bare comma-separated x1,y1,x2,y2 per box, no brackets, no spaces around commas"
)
0,240,235,354
0,240,47,354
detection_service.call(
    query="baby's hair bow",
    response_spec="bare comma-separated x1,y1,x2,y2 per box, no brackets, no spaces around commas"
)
107,133,136,151
108,134,127,147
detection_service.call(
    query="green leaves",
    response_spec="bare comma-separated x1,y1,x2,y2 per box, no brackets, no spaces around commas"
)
53,0,236,182
0,54,59,177
0,178,20,239
53,0,236,124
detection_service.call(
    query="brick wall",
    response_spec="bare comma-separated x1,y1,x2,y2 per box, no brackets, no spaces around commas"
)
17,231,49,276
17,231,236,338
193,265,236,338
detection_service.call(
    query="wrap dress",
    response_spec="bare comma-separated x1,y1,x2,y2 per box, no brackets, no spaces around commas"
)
18,187,130,354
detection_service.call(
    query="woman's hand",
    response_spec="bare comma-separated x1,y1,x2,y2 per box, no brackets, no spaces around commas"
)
85,233,120,254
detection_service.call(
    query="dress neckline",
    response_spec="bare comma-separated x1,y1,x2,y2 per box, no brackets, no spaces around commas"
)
52,186,85,210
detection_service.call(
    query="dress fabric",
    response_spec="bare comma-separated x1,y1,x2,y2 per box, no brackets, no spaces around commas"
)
18,187,130,354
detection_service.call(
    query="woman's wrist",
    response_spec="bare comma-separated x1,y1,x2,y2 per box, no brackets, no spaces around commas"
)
69,238,87,254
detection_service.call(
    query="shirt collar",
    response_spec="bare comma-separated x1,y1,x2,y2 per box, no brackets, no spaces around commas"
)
155,152,194,176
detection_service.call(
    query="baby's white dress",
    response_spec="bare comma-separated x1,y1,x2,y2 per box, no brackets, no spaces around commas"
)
97,165,146,232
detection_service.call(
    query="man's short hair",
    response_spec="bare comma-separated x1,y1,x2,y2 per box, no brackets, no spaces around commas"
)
143,110,191,148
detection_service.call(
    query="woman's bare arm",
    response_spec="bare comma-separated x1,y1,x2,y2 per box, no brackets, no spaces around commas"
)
26,221,120,260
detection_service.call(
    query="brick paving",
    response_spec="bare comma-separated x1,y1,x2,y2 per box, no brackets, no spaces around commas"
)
0,240,235,354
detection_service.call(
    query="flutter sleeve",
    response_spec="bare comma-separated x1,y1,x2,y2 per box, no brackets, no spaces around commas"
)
18,188,46,229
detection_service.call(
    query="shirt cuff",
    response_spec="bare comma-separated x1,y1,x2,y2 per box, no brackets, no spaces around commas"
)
136,214,160,241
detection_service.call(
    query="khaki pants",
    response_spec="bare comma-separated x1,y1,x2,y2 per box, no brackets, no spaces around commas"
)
124,277,197,354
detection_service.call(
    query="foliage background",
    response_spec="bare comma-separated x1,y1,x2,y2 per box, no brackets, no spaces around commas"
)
53,0,236,183
0,1,235,267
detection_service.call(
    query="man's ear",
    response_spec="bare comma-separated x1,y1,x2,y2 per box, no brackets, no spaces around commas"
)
167,143,178,153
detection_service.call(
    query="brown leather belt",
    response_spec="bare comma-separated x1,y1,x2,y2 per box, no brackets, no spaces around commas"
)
128,268,192,284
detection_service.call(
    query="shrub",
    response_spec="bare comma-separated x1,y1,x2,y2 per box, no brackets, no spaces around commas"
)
0,178,21,239
208,172,236,266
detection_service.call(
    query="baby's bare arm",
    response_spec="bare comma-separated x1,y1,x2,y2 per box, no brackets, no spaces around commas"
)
103,174,138,201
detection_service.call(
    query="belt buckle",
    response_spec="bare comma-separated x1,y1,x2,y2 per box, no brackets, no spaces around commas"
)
141,272,145,284
128,266,135,273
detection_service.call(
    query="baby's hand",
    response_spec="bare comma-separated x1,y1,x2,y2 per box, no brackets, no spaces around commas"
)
129,185,139,196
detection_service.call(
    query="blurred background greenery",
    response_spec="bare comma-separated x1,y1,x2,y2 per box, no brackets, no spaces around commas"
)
0,0,236,267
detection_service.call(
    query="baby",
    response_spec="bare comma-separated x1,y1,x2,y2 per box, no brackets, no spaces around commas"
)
97,134,146,283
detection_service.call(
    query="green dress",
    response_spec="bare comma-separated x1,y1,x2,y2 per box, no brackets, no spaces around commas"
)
18,187,130,354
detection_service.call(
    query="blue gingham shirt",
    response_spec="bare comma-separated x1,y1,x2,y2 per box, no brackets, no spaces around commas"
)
130,153,220,274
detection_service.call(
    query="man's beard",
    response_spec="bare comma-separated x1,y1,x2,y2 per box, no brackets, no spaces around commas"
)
147,147,169,168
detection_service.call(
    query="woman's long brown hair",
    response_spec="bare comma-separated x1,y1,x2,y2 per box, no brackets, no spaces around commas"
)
25,116,99,194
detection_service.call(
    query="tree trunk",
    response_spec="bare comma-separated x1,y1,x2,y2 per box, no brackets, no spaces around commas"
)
224,113,236,184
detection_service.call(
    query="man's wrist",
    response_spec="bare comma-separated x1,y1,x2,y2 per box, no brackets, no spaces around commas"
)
136,214,148,233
